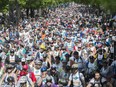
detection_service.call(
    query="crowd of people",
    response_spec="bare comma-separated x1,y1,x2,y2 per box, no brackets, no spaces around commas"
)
0,2,115,87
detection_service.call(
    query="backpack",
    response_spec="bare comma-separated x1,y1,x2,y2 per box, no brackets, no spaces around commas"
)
91,78,105,87
4,74,15,84
70,72,84,87
19,75,32,87
74,57,85,73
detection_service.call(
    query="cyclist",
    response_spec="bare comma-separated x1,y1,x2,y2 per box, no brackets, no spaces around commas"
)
0,64,17,86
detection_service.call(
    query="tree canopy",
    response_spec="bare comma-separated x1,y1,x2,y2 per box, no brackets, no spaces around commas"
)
0,0,115,15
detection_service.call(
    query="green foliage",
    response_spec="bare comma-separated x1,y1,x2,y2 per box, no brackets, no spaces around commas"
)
98,0,116,13
73,0,116,14
0,0,9,12
18,0,26,6
0,0,116,14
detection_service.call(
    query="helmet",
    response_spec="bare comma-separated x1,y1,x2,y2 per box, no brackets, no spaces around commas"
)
72,63,78,69
21,58,26,62
41,67,47,72
89,56,94,60
51,65,56,70
19,76,27,83
10,49,14,53
46,76,52,82
73,51,79,56
7,76,14,82
23,65,28,70
7,64,15,69
43,53,48,58
34,60,42,65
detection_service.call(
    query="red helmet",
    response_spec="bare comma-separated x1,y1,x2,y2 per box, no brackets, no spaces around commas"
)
23,65,28,70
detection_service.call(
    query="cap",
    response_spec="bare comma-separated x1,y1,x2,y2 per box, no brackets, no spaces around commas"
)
72,63,78,69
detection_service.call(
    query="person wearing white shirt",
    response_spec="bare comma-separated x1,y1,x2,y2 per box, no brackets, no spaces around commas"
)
33,61,42,80
110,43,114,61
68,63,85,87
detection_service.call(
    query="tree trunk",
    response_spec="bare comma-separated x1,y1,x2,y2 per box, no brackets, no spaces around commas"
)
16,0,20,28
30,8,34,18
38,8,42,16
26,8,29,18
9,3,14,25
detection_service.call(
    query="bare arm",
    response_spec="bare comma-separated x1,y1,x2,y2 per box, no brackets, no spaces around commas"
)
86,83,92,87
80,74,86,87
47,53,51,67
38,78,43,86
67,80,71,86
14,73,17,85
81,78,86,87
0,73,6,85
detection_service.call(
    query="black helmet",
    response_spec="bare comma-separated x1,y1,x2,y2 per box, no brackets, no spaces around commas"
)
46,76,52,82
10,49,14,53
7,76,14,82
89,56,94,60
43,53,48,58
73,51,79,56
